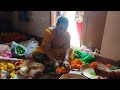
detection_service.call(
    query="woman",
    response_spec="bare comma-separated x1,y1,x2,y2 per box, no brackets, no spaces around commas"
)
32,16,72,69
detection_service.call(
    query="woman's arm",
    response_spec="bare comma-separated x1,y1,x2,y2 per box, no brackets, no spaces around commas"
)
64,32,71,61
64,48,70,61
41,29,59,68
63,48,71,69
46,50,59,68
63,33,71,68
46,50,57,63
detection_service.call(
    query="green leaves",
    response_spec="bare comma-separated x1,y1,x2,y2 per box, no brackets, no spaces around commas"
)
46,63,56,75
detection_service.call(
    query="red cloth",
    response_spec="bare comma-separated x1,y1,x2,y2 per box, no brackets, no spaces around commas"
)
76,22,82,41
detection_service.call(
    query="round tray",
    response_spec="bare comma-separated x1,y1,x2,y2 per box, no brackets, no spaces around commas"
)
80,62,109,79
59,73,88,79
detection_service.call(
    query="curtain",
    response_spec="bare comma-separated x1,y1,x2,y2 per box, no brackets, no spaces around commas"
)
75,11,84,45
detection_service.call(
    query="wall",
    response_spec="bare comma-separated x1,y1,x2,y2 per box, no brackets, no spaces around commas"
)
82,11,107,50
101,11,120,61
0,11,12,20
12,11,51,37
0,11,13,32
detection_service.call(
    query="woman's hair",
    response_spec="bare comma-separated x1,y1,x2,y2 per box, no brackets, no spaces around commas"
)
56,16,69,27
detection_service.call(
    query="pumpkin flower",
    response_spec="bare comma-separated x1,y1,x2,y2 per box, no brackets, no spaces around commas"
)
89,62,98,68
56,68,62,75
106,64,113,68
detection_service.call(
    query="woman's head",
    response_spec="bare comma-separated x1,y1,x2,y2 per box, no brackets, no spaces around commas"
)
56,16,69,35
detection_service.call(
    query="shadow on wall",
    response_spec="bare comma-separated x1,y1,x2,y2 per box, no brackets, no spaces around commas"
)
0,11,14,32
12,11,51,38
18,11,31,22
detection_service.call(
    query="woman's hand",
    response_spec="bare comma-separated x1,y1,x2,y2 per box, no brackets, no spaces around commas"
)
63,60,70,69
54,61,60,69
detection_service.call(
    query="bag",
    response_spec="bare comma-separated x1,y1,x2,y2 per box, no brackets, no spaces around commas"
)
23,38,39,59
80,45,93,56
11,41,27,58
80,51,95,64
0,44,12,58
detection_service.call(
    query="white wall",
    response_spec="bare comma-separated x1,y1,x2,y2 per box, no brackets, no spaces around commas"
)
101,11,120,61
